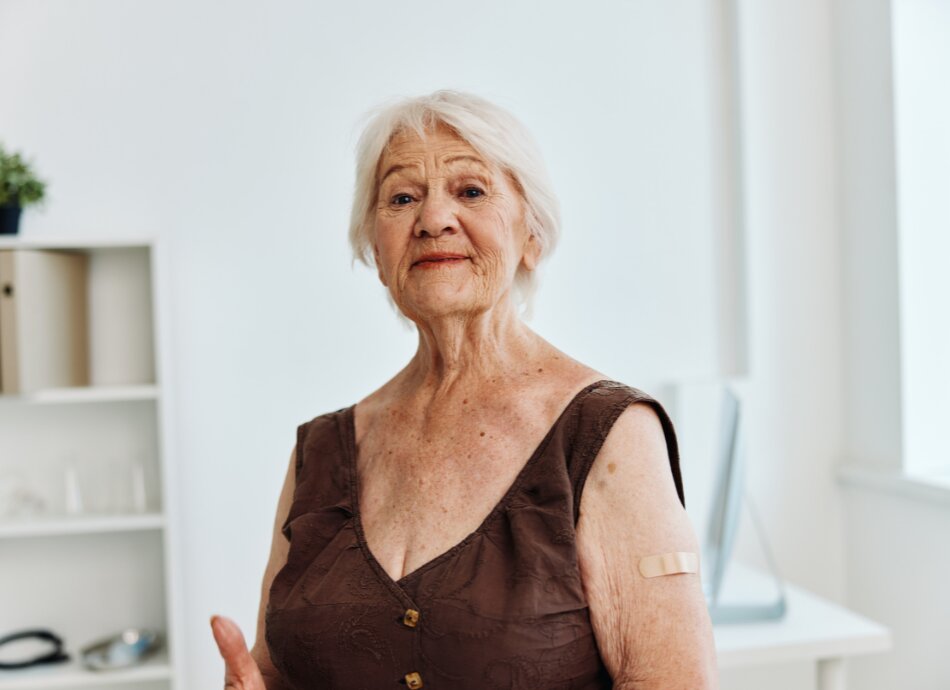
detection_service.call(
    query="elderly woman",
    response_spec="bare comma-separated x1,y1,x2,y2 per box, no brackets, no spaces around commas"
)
211,90,717,689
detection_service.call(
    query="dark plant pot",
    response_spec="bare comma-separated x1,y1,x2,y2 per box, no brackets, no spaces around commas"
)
0,205,22,235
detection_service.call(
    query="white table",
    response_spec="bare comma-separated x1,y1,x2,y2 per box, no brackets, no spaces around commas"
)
713,563,892,690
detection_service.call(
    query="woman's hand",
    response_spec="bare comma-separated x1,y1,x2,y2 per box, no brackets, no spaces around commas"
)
210,615,266,690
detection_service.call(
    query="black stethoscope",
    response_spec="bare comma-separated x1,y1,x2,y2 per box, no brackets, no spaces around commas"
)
0,629,69,670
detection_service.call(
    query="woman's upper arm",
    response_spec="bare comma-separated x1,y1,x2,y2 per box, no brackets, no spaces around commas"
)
575,402,718,690
249,444,296,678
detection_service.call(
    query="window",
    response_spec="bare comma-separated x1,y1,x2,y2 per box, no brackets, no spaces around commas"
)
892,0,950,478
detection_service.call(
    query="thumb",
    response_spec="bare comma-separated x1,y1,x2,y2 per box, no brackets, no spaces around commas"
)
210,615,264,689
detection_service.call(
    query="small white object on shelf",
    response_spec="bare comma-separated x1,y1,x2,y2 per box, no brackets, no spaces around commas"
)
131,463,147,514
63,466,83,516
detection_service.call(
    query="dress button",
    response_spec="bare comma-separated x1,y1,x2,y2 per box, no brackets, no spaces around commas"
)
405,671,423,688
402,608,420,628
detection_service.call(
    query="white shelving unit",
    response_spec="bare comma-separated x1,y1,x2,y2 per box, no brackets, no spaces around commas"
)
0,385,160,405
0,237,182,690
0,650,172,690
0,513,165,539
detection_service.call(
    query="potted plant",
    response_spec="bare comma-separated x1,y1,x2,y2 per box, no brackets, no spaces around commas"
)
0,142,47,235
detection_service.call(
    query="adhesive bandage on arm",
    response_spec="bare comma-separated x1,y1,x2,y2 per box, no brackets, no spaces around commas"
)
638,552,700,578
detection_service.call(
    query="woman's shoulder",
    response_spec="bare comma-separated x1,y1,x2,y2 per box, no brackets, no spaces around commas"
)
568,373,675,455
294,404,353,458
577,380,685,510
545,358,658,414
297,404,351,430
534,347,655,408
580,379,662,409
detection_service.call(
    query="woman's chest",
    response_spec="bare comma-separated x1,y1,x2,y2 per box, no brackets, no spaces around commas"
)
355,418,545,581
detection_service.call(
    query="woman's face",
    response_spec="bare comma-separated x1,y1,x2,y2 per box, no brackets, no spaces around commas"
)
372,124,539,322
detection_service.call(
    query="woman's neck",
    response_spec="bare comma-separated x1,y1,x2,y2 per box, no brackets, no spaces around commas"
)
402,299,545,398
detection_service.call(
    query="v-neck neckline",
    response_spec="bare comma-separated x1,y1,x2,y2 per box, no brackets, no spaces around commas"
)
340,378,612,596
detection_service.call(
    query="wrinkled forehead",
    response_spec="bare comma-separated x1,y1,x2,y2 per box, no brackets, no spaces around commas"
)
376,122,492,179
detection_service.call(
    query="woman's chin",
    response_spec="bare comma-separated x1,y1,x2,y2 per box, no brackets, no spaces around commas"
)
400,293,490,321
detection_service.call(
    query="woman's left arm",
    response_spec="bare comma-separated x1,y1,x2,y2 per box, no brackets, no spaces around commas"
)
575,402,718,690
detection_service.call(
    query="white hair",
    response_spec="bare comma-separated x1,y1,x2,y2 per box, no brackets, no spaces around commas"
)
347,89,561,322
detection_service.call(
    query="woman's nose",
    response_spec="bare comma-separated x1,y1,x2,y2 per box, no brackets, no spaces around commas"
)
414,191,458,238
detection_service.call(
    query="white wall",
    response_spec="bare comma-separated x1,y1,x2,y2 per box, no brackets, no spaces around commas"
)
0,0,734,384
842,486,950,690
729,0,845,603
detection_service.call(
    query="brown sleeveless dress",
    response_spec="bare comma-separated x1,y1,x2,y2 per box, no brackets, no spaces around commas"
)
265,379,685,689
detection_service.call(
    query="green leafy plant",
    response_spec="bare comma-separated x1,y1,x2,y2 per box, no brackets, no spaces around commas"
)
0,142,47,207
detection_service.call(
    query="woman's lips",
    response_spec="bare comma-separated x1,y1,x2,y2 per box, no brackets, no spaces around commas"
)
412,257,469,269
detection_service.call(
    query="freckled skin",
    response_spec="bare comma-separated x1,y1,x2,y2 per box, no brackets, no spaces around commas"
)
345,124,609,585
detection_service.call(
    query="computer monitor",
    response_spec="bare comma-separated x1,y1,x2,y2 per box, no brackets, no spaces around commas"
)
703,383,786,624
703,384,743,605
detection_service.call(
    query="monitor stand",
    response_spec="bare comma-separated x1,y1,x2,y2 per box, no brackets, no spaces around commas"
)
706,492,787,624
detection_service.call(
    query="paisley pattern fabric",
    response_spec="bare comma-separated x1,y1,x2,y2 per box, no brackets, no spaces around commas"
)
265,380,685,689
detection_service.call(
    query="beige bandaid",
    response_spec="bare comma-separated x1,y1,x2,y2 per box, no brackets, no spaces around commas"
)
638,552,699,578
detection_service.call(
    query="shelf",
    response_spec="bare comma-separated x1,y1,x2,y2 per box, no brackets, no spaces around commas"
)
0,237,154,251
0,647,170,689
0,386,159,405
0,514,165,539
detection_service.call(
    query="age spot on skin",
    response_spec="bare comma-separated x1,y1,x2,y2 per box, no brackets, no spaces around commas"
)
537,368,543,373
607,462,617,475
463,398,468,404
480,431,486,437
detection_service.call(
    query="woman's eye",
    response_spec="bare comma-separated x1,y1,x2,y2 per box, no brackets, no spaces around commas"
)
462,187,484,199
391,194,413,205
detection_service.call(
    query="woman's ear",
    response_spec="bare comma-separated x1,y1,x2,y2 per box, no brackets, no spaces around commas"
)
521,232,541,272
